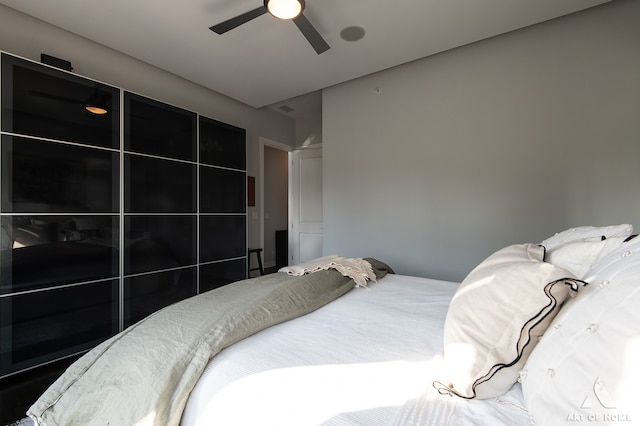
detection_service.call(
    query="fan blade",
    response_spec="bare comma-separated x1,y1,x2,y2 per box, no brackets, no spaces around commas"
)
210,6,268,34
293,13,330,54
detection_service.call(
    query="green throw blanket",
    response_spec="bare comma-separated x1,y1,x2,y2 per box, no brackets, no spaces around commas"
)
28,258,392,426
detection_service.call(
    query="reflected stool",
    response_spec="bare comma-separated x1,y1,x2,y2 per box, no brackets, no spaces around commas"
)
248,248,264,277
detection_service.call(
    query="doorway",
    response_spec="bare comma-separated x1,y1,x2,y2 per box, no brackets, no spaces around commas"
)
259,138,291,272
259,138,323,270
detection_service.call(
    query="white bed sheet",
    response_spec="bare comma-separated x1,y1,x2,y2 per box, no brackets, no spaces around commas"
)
180,274,532,426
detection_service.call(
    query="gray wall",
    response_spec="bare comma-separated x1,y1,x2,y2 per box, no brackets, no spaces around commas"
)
323,0,640,282
0,4,296,252
296,112,322,147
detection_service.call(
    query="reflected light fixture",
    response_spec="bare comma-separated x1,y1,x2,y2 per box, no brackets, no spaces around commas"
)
85,104,108,115
85,90,108,115
264,0,304,20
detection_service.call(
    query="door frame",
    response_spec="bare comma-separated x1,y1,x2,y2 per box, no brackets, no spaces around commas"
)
259,137,293,267
258,138,323,268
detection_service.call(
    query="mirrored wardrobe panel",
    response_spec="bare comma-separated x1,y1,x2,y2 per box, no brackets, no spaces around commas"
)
1,51,246,378
1,54,119,149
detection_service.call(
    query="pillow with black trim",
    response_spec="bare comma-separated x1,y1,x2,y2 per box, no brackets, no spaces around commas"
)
434,243,585,399
540,224,633,251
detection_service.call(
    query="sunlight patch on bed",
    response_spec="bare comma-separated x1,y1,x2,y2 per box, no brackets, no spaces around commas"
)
192,360,433,426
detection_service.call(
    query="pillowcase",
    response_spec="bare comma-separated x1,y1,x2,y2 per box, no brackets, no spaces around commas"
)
540,224,633,251
522,235,640,425
434,243,584,399
545,237,626,279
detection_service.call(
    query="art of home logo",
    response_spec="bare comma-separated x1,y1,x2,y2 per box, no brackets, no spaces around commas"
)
566,377,632,423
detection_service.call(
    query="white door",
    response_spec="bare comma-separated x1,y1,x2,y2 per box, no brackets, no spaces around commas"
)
289,148,322,264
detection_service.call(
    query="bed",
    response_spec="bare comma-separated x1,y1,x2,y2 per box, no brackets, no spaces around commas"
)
26,224,640,426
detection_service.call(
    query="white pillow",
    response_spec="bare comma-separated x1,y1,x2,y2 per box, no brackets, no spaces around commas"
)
522,236,640,425
545,237,626,279
540,224,633,251
435,243,584,399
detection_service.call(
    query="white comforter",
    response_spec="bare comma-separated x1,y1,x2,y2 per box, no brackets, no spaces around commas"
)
180,274,532,426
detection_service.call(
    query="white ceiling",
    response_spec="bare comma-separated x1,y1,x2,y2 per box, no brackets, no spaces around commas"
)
0,0,611,115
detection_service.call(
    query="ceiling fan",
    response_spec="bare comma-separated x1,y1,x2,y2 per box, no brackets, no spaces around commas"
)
209,0,330,54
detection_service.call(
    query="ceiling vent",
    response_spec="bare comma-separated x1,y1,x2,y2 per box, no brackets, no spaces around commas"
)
277,104,295,113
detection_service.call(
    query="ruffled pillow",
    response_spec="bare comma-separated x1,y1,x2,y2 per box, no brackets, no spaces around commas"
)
435,243,585,399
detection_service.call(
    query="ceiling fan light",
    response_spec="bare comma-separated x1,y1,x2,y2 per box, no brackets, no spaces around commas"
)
265,0,304,20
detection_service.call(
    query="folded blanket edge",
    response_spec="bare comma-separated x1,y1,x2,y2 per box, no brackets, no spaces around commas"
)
279,255,391,287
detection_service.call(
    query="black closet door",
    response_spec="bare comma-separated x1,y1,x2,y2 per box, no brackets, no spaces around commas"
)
1,53,121,378
123,91,198,326
199,116,247,292
0,52,248,377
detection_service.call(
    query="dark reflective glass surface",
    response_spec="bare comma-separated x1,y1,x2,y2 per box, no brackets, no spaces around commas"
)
1,136,119,213
0,279,118,376
0,215,119,294
1,53,119,149
200,215,246,262
199,116,246,170
124,92,196,161
125,154,196,213
200,166,246,213
124,215,196,275
124,267,196,327
0,53,249,377
200,259,246,293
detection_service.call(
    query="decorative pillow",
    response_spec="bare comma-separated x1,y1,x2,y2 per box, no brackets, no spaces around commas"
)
540,224,633,251
434,243,584,399
545,237,626,279
522,235,640,425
